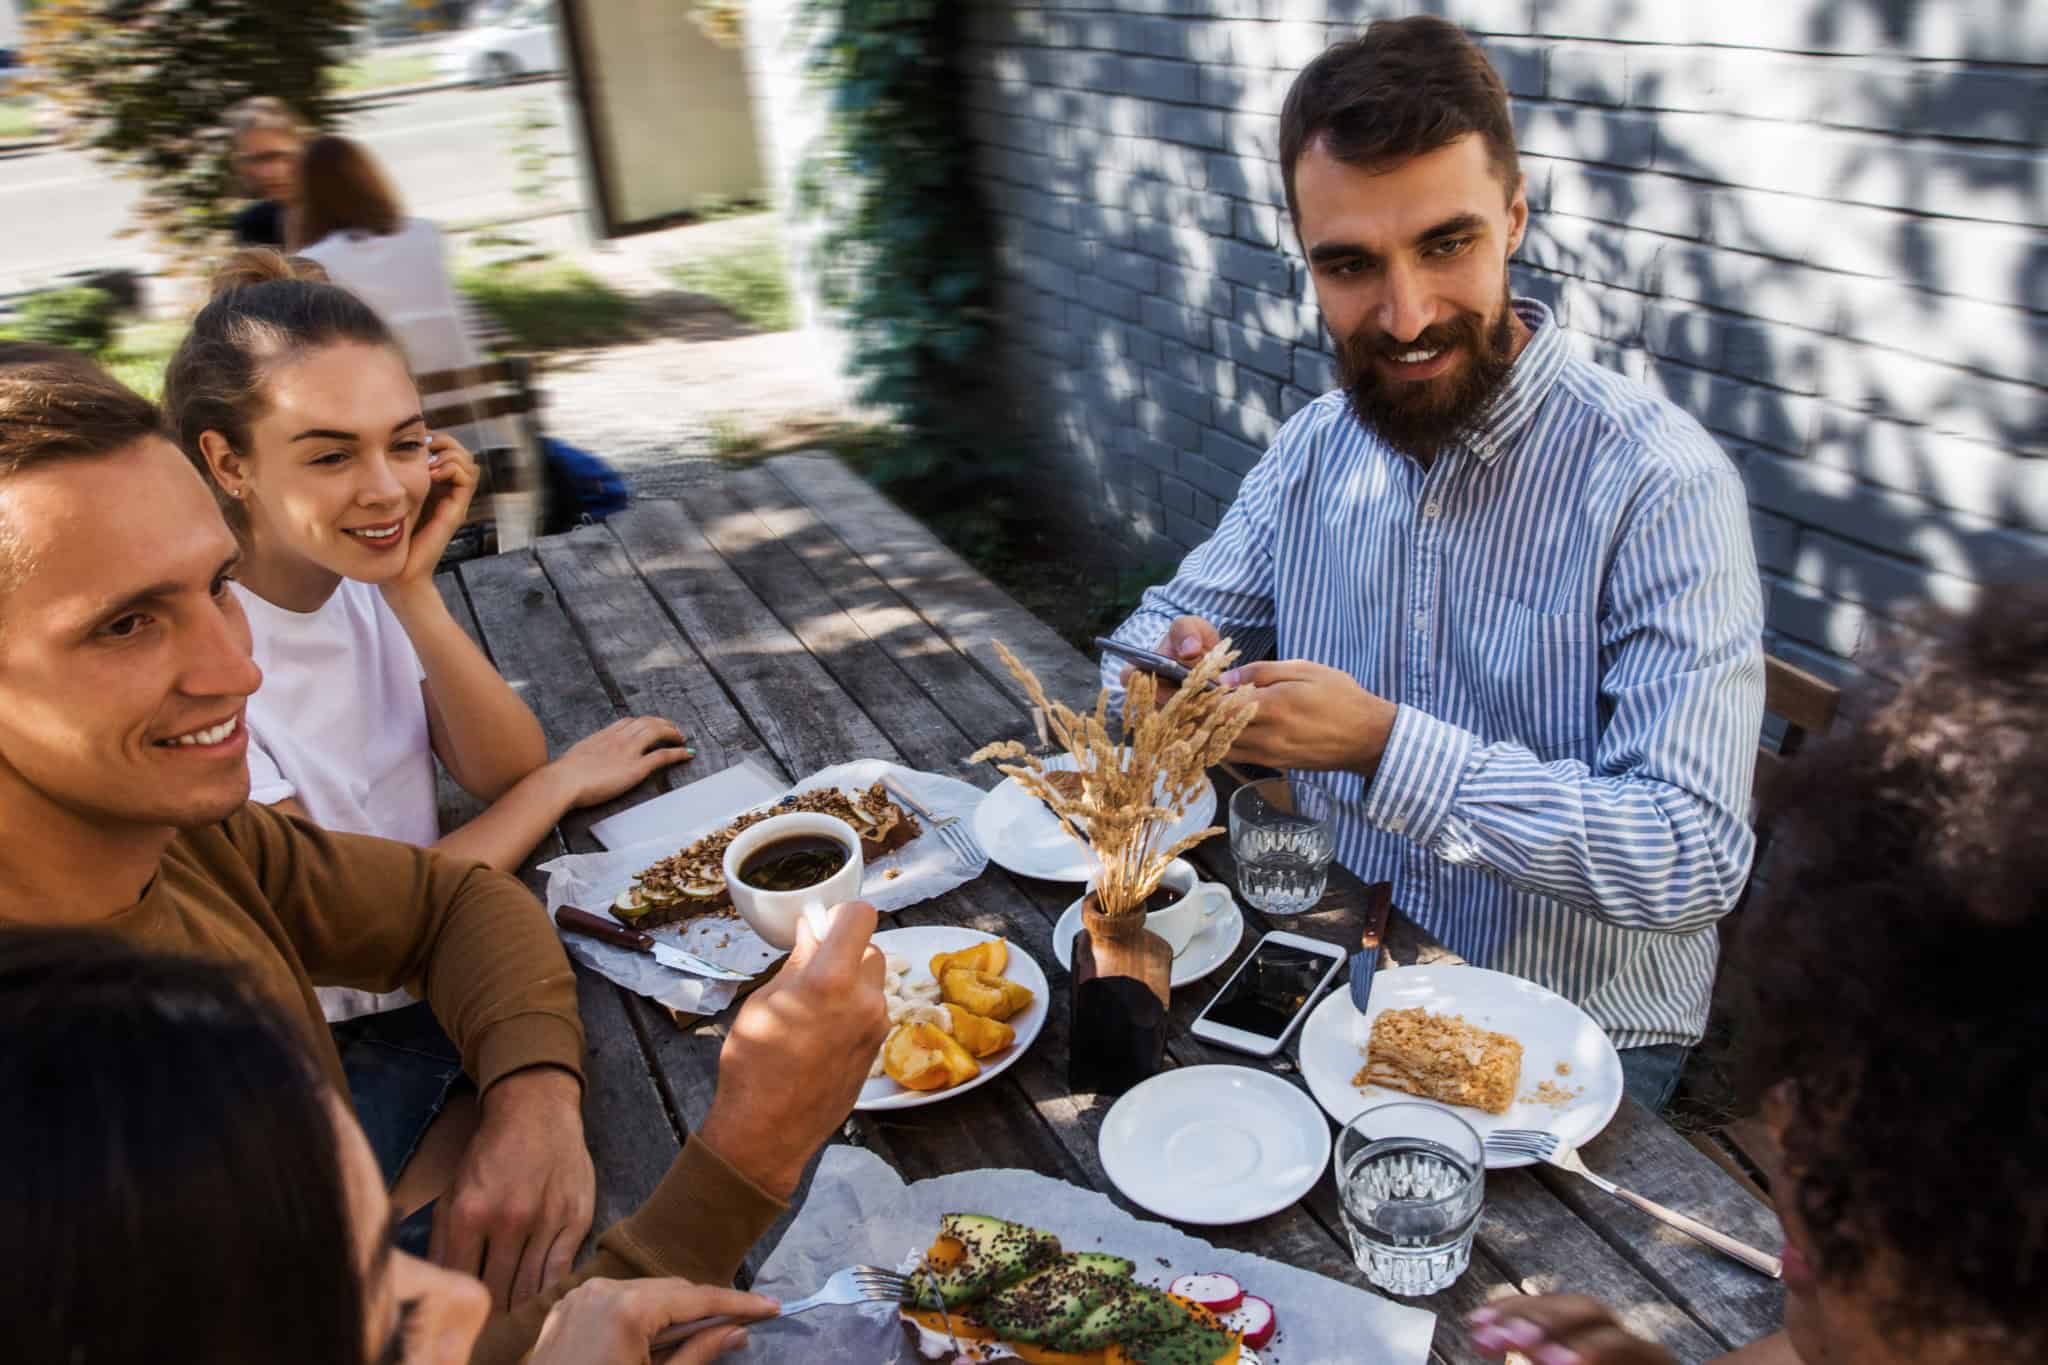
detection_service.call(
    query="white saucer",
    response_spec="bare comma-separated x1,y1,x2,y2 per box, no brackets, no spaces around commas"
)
1099,1065,1333,1226
1051,894,1244,989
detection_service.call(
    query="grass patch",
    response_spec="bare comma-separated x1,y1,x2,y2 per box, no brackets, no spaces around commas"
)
826,425,1177,654
100,319,185,401
0,100,38,142
666,238,795,332
455,257,638,352
333,51,441,95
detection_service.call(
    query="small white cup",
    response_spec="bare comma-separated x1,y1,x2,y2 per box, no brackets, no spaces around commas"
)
722,812,865,951
1098,858,1230,955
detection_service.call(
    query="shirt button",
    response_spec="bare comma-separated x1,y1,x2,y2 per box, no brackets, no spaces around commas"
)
1413,610,1428,632
1423,501,1441,519
1386,815,1407,833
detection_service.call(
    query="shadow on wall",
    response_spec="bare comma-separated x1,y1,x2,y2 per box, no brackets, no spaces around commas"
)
967,0,2044,700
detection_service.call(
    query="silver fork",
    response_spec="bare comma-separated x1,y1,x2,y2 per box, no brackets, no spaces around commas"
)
647,1264,908,1350
1485,1129,1782,1278
885,778,985,867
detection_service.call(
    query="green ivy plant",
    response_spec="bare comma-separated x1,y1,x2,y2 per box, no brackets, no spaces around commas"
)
800,0,1007,488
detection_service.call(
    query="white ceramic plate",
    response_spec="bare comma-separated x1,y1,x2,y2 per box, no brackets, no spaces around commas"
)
1051,895,1244,990
856,926,1049,1112
1099,1065,1333,1225
1297,964,1623,1169
971,752,1218,883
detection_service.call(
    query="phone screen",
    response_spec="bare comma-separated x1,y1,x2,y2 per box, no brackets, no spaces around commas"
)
1201,940,1336,1039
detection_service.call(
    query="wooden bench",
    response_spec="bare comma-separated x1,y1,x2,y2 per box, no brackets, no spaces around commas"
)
416,358,547,554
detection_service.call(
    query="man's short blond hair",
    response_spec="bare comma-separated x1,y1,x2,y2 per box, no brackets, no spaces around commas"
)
224,96,306,142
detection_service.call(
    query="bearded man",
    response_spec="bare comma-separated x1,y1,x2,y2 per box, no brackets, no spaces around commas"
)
1102,17,1764,1109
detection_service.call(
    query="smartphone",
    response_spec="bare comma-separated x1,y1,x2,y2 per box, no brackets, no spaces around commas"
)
1191,930,1348,1058
1094,636,1195,685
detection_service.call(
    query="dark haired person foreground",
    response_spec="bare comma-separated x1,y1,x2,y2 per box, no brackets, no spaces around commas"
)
1470,586,2048,1364
1102,15,1763,1108
0,929,809,1365
0,352,891,1340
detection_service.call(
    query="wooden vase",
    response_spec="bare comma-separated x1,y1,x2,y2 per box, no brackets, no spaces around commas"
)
1068,893,1172,1094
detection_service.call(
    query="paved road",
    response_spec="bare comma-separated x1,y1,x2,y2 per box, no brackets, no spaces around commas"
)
0,78,582,294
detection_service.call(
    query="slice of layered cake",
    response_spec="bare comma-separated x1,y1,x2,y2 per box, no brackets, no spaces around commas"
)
1357,1006,1522,1115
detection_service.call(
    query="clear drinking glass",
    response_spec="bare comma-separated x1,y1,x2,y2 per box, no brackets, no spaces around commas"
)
1335,1103,1485,1296
1228,777,1335,915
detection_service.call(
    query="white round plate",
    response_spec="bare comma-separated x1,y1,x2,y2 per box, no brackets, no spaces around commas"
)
856,926,1048,1112
1297,964,1623,1169
1051,895,1244,989
971,753,1217,883
1099,1065,1333,1225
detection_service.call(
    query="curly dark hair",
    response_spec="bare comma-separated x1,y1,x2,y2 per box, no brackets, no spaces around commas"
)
1731,583,2048,1354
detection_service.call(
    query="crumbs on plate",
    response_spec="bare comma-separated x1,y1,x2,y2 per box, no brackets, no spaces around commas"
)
1522,1078,1584,1107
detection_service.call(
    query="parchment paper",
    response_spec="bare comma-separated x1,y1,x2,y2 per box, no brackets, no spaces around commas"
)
736,1146,1437,1365
539,760,989,1014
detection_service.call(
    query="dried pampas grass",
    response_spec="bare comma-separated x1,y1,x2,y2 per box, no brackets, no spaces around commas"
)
970,639,1256,916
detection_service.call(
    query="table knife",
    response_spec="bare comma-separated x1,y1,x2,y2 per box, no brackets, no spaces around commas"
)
555,906,754,982
1348,882,1395,1013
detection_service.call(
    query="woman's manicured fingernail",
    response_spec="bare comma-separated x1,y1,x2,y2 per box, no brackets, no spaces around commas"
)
683,748,697,758
1469,1324,1508,1351
1502,1319,1545,1349
1535,1345,1582,1365
1466,1306,1500,1327
1219,669,1243,687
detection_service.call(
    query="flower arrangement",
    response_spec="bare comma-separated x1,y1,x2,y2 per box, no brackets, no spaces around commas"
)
971,640,1256,916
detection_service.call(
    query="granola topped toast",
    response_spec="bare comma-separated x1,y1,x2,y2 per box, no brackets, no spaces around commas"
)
612,781,921,930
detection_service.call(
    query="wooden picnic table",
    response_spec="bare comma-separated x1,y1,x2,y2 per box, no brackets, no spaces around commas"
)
435,452,1786,1364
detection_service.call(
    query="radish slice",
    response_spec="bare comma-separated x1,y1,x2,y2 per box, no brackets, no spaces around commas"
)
1223,1295,1276,1349
1168,1272,1244,1314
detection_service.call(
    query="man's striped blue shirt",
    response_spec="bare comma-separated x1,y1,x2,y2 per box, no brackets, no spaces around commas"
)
1106,299,1765,1048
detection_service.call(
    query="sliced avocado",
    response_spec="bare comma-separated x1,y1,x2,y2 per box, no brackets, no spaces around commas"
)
1058,1283,1195,1352
1067,1251,1136,1279
611,889,650,921
902,1213,1061,1310
977,1261,1125,1345
1121,1322,1237,1365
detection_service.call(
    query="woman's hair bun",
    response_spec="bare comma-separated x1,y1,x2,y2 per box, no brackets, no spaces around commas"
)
208,248,332,296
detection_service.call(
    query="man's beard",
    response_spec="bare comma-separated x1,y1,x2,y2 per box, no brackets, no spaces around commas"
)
1337,293,1519,462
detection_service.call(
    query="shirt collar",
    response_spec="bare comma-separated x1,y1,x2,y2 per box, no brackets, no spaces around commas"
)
1459,297,1568,465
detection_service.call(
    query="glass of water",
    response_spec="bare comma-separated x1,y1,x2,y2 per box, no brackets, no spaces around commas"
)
1335,1102,1485,1296
1228,777,1334,914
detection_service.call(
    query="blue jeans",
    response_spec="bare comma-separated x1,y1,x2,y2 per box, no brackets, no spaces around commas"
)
1618,1042,1690,1113
333,1000,470,1255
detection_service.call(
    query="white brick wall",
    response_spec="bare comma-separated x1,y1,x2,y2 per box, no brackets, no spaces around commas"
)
956,0,2047,687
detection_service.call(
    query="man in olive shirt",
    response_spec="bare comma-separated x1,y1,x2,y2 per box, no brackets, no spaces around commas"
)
0,352,892,1331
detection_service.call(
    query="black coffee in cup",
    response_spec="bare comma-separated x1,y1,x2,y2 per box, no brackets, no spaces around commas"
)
738,834,850,891
1140,883,1186,916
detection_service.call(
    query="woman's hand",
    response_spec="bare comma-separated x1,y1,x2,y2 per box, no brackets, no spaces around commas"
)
391,431,480,593
547,716,695,810
1468,1297,1680,1365
527,1278,777,1365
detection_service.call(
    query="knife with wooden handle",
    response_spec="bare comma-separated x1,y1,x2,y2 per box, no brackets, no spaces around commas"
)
1348,882,1394,1013
554,906,754,982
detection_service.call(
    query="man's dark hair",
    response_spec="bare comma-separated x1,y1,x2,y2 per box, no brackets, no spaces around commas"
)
1279,16,1521,222
1730,585,2048,1356
0,930,368,1365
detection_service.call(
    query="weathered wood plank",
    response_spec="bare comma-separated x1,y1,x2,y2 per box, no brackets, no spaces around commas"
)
765,452,1105,710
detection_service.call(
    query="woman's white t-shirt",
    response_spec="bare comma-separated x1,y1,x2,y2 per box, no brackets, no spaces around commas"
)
235,579,439,1021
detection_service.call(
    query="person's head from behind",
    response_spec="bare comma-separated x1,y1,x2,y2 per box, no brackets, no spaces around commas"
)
226,96,306,204
0,930,486,1364
163,249,434,596
0,353,263,835
1280,17,1527,459
1731,586,2048,1364
295,134,406,251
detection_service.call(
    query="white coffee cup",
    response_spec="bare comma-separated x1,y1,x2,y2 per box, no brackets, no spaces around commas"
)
1100,858,1230,955
722,812,865,951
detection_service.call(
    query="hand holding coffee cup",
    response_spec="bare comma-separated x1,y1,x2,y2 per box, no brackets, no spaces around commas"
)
723,812,867,950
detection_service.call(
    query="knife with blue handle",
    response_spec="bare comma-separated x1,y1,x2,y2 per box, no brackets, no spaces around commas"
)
556,906,755,982
1348,882,1395,1013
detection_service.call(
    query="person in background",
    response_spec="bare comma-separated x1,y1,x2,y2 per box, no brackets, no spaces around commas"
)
292,134,508,461
0,910,887,1364
225,96,304,248
1468,586,2048,1365
159,252,693,1276
1101,16,1763,1110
